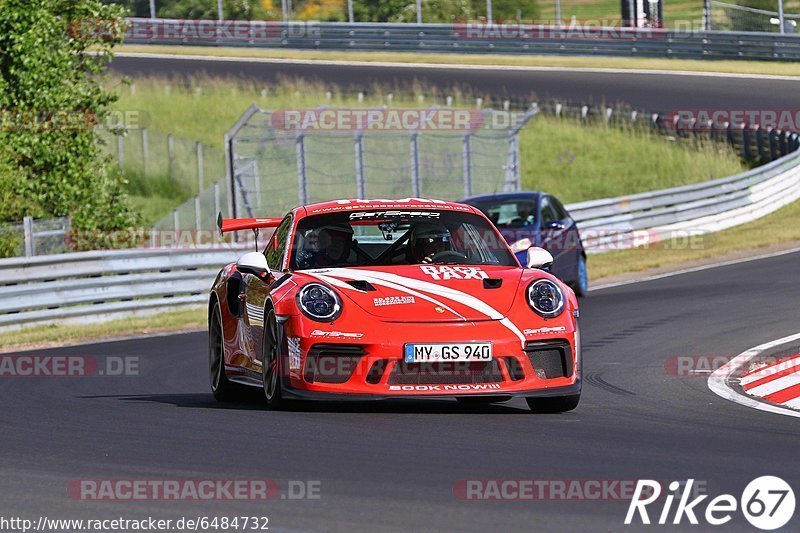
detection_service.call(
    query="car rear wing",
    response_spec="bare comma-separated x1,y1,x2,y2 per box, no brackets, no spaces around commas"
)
217,213,282,235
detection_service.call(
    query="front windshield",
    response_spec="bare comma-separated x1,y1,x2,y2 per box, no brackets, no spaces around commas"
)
467,198,537,228
290,210,516,270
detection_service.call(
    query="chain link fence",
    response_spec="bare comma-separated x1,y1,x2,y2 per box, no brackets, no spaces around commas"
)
0,217,72,258
99,127,226,197
225,105,535,220
710,1,799,32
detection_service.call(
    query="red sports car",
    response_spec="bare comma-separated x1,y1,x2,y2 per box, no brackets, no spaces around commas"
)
208,198,581,412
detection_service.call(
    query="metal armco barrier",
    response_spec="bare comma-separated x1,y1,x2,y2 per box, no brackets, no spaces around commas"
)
0,247,244,330
566,147,800,252
123,18,800,61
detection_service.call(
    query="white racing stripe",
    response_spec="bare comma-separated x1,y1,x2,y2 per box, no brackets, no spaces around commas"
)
304,270,465,319
708,331,800,418
740,355,800,386
310,268,527,346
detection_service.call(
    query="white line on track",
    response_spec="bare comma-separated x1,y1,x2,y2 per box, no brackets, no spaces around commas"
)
709,332,800,419
113,52,800,81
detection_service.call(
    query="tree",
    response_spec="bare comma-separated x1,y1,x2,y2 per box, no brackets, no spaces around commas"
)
0,0,136,235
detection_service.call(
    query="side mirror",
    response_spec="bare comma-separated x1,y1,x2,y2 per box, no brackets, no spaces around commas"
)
236,252,270,277
526,247,554,270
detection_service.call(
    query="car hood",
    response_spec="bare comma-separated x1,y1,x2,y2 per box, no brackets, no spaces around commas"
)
298,265,524,322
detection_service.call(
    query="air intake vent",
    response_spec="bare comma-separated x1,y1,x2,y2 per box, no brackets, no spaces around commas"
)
304,344,366,384
524,341,573,379
346,280,377,291
483,278,503,289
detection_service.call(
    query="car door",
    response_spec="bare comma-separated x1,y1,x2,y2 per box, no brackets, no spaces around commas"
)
538,195,570,280
242,215,291,372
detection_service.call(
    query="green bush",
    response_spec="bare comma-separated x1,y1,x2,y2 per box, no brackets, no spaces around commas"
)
0,0,137,241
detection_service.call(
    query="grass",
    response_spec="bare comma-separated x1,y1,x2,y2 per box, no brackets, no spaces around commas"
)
112,76,747,209
117,44,800,78
589,199,800,279
0,307,206,353
518,117,745,203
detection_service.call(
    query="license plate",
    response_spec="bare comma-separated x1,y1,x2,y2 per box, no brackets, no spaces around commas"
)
404,343,492,363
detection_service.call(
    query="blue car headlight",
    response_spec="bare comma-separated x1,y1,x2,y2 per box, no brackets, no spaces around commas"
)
297,283,342,322
527,279,565,318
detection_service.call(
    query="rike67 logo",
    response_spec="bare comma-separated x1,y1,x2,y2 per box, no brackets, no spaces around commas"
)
625,477,795,530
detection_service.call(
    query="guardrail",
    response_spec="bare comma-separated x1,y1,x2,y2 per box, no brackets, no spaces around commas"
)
123,18,800,61
567,147,800,252
0,247,244,330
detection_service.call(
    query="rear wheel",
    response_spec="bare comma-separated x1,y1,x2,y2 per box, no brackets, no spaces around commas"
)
209,301,246,401
262,308,288,410
526,394,580,413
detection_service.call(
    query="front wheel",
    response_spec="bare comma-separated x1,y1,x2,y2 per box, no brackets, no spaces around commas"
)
262,308,288,410
526,394,580,413
571,255,588,297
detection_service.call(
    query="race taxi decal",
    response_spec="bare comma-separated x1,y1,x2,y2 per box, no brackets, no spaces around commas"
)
373,296,415,307
419,265,488,281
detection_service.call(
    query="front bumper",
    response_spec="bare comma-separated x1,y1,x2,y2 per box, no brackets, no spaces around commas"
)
279,317,581,398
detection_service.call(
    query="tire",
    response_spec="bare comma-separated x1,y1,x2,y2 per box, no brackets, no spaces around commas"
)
571,254,588,298
209,301,247,401
526,394,580,413
262,307,288,410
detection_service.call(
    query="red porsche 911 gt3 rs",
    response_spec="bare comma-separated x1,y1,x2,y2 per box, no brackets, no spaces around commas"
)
208,198,581,412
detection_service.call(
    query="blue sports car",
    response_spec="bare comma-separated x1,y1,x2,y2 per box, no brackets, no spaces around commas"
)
461,191,588,296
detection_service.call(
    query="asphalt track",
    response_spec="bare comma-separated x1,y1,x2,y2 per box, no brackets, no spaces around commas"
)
107,54,800,110
3,56,799,532
3,250,799,531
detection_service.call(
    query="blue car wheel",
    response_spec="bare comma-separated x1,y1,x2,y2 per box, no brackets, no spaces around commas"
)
573,254,588,297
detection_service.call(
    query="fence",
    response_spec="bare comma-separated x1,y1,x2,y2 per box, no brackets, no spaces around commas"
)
122,18,800,61
709,1,799,33
0,217,72,259
225,105,535,220
153,98,800,235
99,127,226,198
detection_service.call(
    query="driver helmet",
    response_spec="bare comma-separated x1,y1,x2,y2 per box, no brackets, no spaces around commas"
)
410,223,451,263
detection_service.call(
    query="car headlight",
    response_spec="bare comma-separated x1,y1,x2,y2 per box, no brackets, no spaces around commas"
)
527,279,565,318
510,238,532,254
297,283,342,322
